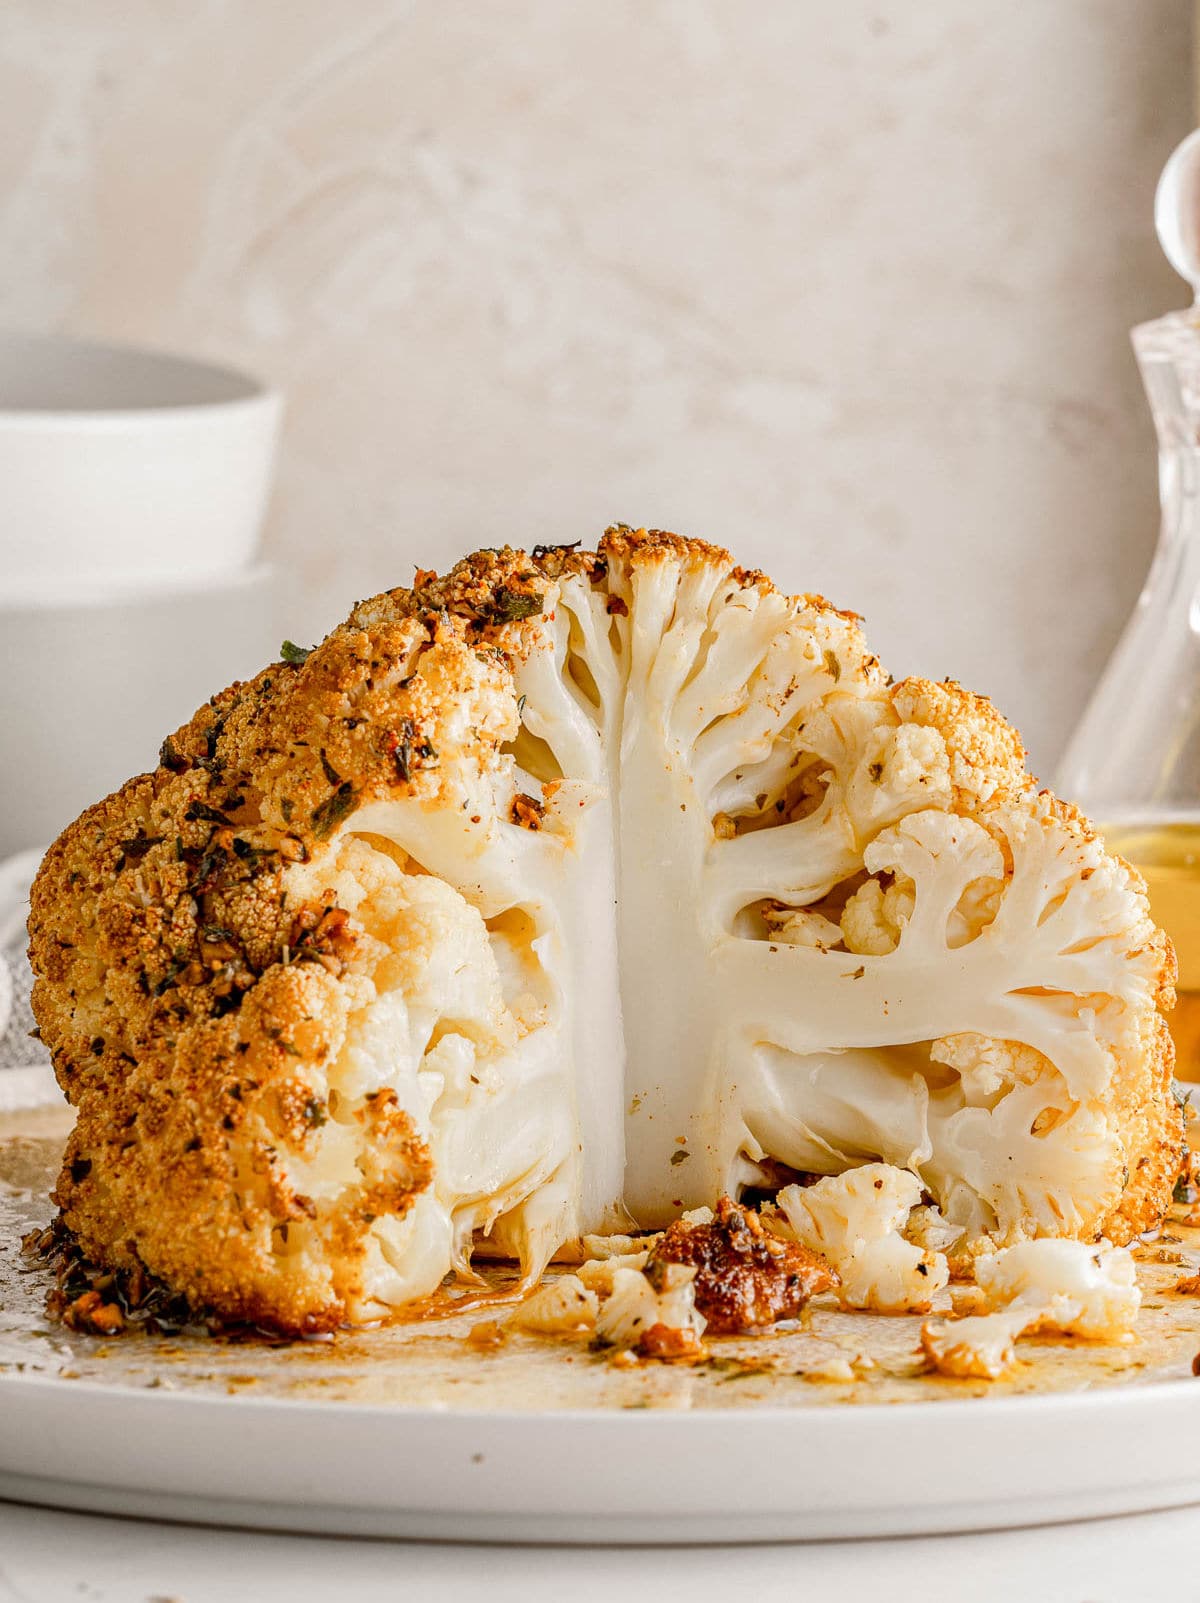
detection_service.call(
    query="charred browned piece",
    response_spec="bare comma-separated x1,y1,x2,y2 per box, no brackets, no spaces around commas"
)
649,1195,837,1334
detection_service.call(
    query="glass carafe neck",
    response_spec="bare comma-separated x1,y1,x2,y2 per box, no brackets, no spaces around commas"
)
1056,309,1200,816
1135,310,1200,458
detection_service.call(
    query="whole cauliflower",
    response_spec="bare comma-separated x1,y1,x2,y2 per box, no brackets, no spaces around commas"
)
28,528,1181,1333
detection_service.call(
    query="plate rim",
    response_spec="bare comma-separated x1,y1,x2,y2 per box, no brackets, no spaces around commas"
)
5,1355,1198,1424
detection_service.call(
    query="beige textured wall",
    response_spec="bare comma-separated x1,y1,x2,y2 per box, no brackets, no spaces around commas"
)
0,0,1191,772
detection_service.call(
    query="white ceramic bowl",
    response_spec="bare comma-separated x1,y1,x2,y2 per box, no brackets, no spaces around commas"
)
0,566,278,858
0,333,281,598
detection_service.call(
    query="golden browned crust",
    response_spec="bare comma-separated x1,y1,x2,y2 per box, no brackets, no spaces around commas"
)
889,677,1029,812
1033,795,1182,1245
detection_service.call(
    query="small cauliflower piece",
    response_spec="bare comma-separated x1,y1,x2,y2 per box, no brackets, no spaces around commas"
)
922,1237,1142,1380
948,1284,989,1317
905,1203,964,1255
761,905,844,951
920,1307,1034,1380
929,1033,1053,1101
974,1238,1141,1341
840,877,916,957
803,1356,857,1383
509,1274,598,1334
778,1164,949,1313
579,1232,656,1261
593,1263,707,1359
577,1250,650,1294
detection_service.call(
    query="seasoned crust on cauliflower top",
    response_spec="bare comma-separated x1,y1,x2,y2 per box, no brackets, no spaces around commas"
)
30,600,529,1331
29,526,1182,1335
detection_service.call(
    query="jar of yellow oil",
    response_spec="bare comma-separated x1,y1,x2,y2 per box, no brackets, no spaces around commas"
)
1059,132,1200,1079
1094,820,1200,1074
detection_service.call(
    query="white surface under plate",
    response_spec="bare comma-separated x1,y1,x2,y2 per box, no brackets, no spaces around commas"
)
4,1107,1200,1545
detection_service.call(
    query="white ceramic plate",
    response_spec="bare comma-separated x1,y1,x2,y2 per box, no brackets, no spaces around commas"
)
5,1108,1200,1544
4,1372,1200,1543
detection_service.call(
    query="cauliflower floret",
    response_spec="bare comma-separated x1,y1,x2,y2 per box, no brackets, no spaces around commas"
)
578,1250,650,1294
762,906,844,951
777,1164,949,1312
921,1237,1141,1380
509,1274,598,1334
593,1263,707,1358
889,679,1027,814
930,1033,1054,1102
853,722,953,835
920,1306,1033,1380
28,526,1180,1334
840,877,916,956
872,723,952,799
580,1232,655,1261
905,1203,964,1255
974,1238,1141,1341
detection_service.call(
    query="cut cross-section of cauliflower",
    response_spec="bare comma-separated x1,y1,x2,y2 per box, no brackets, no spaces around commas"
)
776,1164,949,1312
28,527,1181,1333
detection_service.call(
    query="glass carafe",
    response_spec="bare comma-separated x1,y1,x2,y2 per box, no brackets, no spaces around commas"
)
1058,130,1200,1077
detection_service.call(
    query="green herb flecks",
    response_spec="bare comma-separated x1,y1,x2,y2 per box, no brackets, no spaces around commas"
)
184,800,233,826
280,640,313,666
159,736,189,774
390,719,438,784
493,587,544,624
153,962,184,998
311,782,357,840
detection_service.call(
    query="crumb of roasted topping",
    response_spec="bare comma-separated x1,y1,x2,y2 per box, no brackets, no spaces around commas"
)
648,1195,837,1334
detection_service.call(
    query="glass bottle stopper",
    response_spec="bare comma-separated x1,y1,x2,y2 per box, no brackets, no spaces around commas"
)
1155,127,1200,300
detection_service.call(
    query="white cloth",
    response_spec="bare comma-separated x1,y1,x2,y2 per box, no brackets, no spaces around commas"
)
0,847,60,1108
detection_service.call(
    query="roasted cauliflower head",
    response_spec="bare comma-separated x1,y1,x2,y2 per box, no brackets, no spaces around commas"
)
29,528,1181,1333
